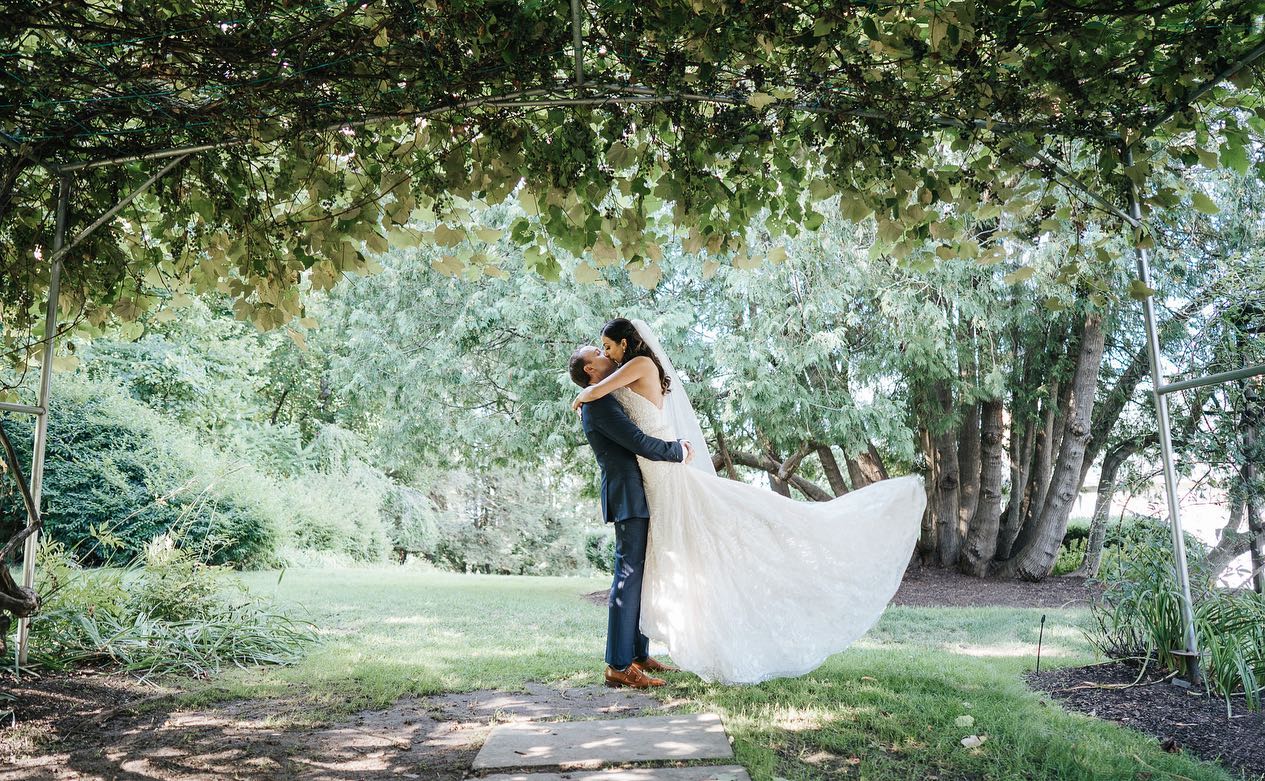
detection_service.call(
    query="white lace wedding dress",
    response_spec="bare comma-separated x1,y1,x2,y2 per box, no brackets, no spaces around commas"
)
612,387,926,684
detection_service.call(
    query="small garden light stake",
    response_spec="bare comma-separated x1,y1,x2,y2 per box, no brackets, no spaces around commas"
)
1036,614,1047,674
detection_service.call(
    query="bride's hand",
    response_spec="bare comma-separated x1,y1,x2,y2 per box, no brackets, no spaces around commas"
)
571,388,595,412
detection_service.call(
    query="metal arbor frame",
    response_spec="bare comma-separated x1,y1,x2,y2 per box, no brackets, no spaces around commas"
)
3,9,1264,678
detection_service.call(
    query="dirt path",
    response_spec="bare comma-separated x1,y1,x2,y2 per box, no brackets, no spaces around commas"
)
1,673,664,780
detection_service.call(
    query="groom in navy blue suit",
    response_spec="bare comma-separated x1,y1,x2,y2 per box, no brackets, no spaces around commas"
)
569,345,691,688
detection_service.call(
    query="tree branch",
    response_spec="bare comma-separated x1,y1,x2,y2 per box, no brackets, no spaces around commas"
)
712,449,834,501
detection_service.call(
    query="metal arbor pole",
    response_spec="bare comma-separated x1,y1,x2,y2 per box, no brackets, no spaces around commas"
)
1123,149,1201,685
16,176,69,666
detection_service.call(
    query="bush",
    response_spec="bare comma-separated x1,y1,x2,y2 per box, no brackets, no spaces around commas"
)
380,484,440,561
426,468,594,575
227,421,310,478
1086,526,1265,712
1054,513,1203,578
265,463,393,563
585,527,615,574
0,379,277,568
1052,517,1092,575
11,539,315,676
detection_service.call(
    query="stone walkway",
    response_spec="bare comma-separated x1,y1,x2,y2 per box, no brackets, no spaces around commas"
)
469,712,749,781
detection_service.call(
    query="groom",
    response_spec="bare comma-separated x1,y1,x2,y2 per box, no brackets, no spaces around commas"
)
569,345,693,688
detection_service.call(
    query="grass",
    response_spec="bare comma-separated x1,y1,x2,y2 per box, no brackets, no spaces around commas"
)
187,566,1242,780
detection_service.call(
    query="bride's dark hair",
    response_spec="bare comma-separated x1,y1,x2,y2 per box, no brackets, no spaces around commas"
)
602,318,671,395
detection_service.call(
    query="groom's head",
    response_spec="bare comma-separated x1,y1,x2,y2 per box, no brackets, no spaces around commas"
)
569,346,615,387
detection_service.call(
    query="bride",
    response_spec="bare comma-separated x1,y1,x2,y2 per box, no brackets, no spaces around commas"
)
571,317,925,684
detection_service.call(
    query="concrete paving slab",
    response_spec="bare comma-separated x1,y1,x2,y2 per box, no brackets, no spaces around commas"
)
471,713,733,769
475,767,750,781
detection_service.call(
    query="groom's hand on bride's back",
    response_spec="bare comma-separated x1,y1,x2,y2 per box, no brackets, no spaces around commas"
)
681,440,694,464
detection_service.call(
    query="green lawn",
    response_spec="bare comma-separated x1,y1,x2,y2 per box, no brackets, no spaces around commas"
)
206,567,1233,781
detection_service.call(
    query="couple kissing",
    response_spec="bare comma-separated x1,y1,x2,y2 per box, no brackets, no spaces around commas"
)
569,317,926,687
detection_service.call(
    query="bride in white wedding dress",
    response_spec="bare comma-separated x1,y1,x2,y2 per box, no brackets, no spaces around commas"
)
572,318,926,685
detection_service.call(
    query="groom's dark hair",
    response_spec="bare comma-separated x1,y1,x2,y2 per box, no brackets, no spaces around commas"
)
568,347,593,388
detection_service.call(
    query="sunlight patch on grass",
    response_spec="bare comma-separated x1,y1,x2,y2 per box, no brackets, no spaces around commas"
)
763,705,845,732
378,615,440,626
941,641,1079,658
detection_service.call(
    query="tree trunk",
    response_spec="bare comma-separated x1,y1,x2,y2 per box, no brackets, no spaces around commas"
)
998,416,1036,560
1000,331,1033,533
958,319,981,538
846,442,888,488
1206,495,1253,577
869,441,890,479
1029,378,1061,532
760,433,793,497
930,378,962,567
1011,374,1072,560
713,424,741,481
1243,382,1264,593
816,445,849,496
1068,435,1151,578
1080,292,1219,488
769,473,792,496
960,399,1005,576
1003,313,1108,580
269,384,292,425
958,399,982,536
917,428,936,563
1249,498,1263,594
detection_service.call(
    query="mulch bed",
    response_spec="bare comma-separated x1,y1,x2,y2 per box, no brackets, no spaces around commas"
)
1029,662,1265,780
892,566,1102,608
584,565,1103,609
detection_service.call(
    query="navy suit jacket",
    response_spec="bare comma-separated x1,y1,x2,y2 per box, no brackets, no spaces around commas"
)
580,395,684,523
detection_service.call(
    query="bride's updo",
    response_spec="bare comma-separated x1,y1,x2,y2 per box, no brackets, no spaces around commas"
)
602,318,671,396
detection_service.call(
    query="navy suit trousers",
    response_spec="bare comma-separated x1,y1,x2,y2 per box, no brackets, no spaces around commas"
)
605,516,651,669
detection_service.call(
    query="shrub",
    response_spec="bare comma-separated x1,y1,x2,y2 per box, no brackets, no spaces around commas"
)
1052,517,1091,575
11,539,315,676
426,468,593,575
0,379,277,568
1086,525,1265,712
227,421,310,478
380,483,440,561
265,465,392,563
1054,513,1200,577
585,527,615,574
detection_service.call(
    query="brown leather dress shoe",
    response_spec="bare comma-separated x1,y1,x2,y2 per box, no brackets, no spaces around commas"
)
633,655,679,673
605,664,666,688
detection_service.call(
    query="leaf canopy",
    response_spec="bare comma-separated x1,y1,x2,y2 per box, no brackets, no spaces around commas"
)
1,1,1263,361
